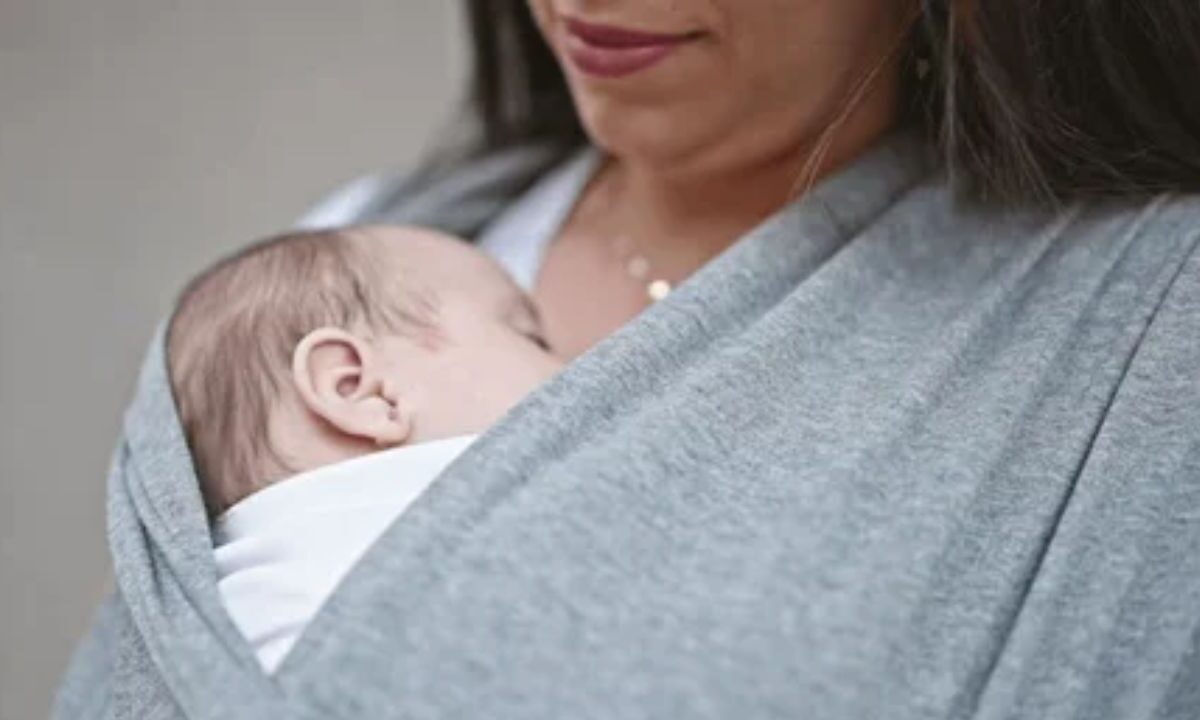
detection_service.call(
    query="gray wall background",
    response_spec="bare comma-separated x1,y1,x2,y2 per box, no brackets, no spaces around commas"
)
0,3,465,716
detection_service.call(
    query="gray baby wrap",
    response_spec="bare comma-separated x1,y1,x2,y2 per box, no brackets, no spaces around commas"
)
56,132,1200,719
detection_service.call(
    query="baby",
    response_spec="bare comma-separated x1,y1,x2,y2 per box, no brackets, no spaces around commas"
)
167,225,564,672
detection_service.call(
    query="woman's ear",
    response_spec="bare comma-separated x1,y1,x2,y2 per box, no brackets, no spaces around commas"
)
291,327,412,447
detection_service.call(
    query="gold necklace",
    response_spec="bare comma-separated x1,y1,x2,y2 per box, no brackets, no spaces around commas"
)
611,234,673,302
596,161,674,303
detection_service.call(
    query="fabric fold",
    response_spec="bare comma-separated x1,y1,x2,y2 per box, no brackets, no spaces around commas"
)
56,130,1200,719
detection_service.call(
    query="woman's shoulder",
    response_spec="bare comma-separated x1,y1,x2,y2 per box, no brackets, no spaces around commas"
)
1084,192,1200,297
1092,192,1200,381
1150,192,1200,242
918,186,1200,284
294,172,398,230
1058,191,1200,328
1088,191,1200,239
1146,193,1200,337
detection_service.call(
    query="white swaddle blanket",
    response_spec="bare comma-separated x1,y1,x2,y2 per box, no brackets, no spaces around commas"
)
213,434,480,673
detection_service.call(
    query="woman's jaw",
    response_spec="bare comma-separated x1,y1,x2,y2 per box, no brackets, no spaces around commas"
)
526,0,908,190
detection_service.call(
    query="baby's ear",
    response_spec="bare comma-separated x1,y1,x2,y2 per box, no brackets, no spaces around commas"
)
291,327,411,447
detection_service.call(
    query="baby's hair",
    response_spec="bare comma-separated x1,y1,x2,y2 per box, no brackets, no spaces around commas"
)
167,227,441,517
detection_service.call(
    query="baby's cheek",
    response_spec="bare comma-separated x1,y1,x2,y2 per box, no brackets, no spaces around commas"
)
444,356,518,427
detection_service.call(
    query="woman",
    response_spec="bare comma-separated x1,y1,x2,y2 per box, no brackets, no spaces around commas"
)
58,1,1200,718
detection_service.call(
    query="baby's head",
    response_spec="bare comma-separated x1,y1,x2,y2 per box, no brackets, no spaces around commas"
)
167,225,563,516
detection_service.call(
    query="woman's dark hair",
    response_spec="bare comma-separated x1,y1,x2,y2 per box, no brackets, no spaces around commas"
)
462,0,1200,204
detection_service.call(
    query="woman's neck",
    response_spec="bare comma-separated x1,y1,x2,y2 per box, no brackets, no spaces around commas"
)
609,152,801,255
597,109,897,265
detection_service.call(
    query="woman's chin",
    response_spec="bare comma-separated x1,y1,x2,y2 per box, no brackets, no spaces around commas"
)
575,98,710,166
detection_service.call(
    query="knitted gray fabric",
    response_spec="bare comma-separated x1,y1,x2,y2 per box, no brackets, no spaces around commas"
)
56,131,1200,719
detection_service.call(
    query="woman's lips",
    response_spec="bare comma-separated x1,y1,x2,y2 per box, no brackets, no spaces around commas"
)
562,18,701,79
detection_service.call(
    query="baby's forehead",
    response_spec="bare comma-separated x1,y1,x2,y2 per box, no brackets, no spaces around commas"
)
353,225,520,298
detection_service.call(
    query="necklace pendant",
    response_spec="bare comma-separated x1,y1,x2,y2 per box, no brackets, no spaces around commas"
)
647,279,672,302
627,255,651,280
